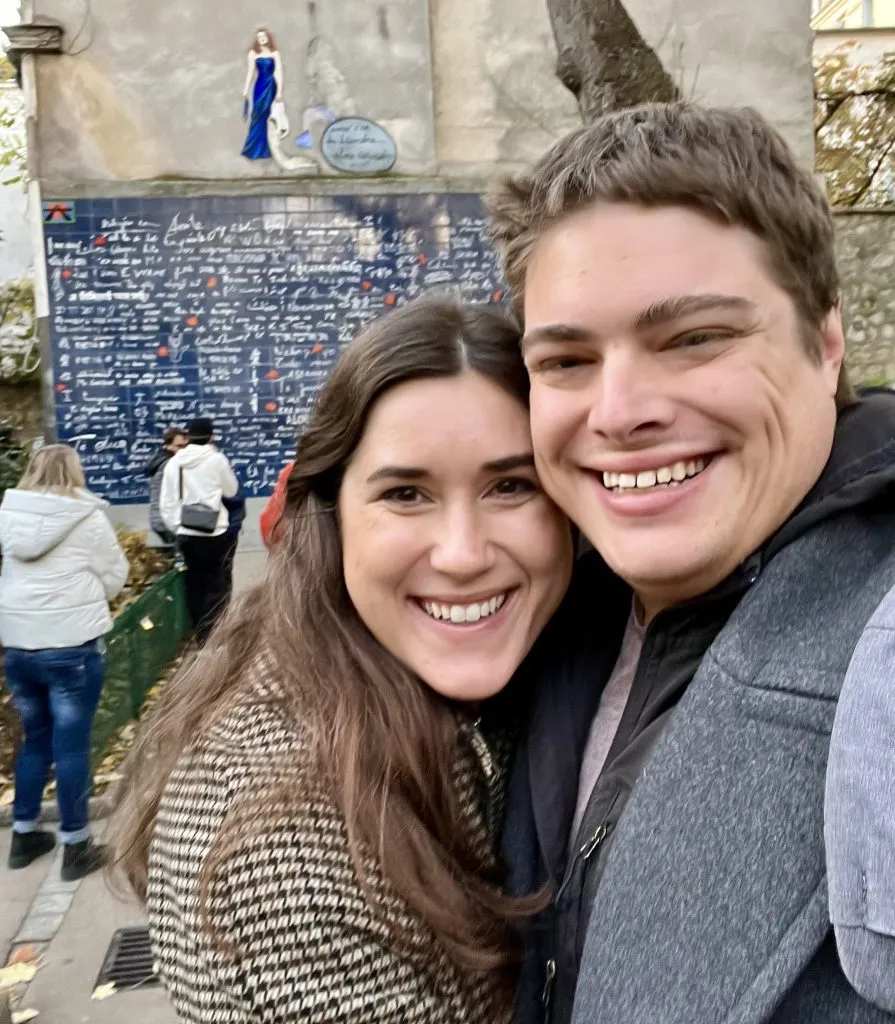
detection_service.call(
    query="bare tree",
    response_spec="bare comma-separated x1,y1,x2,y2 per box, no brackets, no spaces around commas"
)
546,0,679,121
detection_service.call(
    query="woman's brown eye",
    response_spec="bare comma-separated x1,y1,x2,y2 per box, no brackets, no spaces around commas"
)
493,478,536,497
381,486,421,503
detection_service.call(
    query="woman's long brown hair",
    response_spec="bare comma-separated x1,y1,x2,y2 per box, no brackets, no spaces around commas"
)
106,297,544,995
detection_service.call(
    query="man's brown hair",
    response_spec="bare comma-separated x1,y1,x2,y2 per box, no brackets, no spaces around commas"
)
162,426,186,446
488,102,855,406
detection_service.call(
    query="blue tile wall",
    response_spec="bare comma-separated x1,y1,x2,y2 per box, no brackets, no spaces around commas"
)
43,194,507,502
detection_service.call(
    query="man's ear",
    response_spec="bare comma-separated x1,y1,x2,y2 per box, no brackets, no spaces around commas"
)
819,301,846,398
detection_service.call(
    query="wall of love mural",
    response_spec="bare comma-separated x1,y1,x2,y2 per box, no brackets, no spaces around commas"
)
42,193,506,503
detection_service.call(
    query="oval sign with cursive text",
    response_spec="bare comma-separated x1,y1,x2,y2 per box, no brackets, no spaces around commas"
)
321,117,398,175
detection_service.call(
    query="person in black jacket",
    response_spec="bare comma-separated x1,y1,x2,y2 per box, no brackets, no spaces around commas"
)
221,485,246,600
144,426,187,545
488,103,895,1024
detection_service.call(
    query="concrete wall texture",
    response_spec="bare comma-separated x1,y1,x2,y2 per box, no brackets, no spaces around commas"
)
33,0,438,184
837,213,895,383
624,0,816,169
32,0,817,187
429,0,581,179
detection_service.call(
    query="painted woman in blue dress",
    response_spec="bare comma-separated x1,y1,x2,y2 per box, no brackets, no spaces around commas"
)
241,28,283,161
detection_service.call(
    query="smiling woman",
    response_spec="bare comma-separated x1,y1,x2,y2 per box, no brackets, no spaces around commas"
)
340,368,569,704
106,296,573,1023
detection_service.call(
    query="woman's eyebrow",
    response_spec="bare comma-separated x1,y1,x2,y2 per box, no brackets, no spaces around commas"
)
482,453,535,473
365,466,428,485
365,454,534,484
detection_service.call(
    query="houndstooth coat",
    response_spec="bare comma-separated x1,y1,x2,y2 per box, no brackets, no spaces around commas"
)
146,684,513,1024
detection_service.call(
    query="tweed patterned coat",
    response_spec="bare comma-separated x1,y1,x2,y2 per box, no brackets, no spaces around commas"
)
146,685,513,1024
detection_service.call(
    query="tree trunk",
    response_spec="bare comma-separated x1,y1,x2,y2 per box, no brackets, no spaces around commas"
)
547,0,679,122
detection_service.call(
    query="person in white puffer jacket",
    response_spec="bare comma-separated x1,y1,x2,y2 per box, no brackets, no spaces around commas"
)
0,443,128,880
159,416,239,645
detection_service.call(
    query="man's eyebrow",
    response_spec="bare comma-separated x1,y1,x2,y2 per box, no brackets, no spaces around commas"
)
521,323,597,353
521,295,759,352
634,294,759,331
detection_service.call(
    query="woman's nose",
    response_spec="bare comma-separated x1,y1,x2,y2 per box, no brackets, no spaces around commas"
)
428,508,496,578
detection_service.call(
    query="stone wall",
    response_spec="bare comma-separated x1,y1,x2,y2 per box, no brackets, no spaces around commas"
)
0,382,42,441
837,212,895,384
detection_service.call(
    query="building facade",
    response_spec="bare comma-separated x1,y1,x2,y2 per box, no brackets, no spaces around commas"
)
19,0,816,535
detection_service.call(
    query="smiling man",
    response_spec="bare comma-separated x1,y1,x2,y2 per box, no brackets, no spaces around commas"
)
490,104,895,1024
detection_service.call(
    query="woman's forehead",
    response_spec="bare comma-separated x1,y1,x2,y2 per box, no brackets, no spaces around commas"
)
348,374,532,479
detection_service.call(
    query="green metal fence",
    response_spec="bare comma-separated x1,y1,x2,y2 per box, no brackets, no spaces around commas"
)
91,568,189,761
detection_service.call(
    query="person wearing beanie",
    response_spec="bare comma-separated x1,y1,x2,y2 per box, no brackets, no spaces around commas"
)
159,418,239,644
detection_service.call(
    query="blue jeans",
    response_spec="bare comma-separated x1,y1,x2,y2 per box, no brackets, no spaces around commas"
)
4,639,105,842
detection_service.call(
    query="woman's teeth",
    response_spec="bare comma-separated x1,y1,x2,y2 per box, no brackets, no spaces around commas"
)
602,458,707,493
421,593,507,624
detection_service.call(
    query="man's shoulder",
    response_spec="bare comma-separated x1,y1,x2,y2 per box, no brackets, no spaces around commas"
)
866,581,895,631
714,510,895,698
210,448,235,470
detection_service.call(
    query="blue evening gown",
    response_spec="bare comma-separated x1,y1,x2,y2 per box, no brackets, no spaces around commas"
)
241,56,276,160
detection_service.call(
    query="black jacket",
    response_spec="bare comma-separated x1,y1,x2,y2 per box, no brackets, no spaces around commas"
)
145,447,174,537
504,390,895,1024
144,447,172,479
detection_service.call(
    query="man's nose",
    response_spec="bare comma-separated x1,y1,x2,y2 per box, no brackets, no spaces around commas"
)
428,505,496,578
586,346,677,442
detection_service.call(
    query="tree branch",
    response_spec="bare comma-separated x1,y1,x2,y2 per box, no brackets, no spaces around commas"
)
546,0,679,122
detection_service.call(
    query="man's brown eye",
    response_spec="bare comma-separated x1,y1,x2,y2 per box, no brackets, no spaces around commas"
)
539,356,586,372
677,332,727,348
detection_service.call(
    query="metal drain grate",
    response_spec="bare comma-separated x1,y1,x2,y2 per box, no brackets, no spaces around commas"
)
94,926,159,989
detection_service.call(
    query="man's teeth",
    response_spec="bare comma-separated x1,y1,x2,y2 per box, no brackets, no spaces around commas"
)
603,458,707,492
421,593,507,623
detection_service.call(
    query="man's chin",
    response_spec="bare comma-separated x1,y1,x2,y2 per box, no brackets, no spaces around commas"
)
598,546,717,596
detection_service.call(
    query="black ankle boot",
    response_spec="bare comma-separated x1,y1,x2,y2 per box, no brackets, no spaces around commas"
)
61,838,105,881
8,829,56,869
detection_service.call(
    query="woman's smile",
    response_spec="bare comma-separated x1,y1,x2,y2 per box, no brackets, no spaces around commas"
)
340,370,572,702
415,589,511,624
